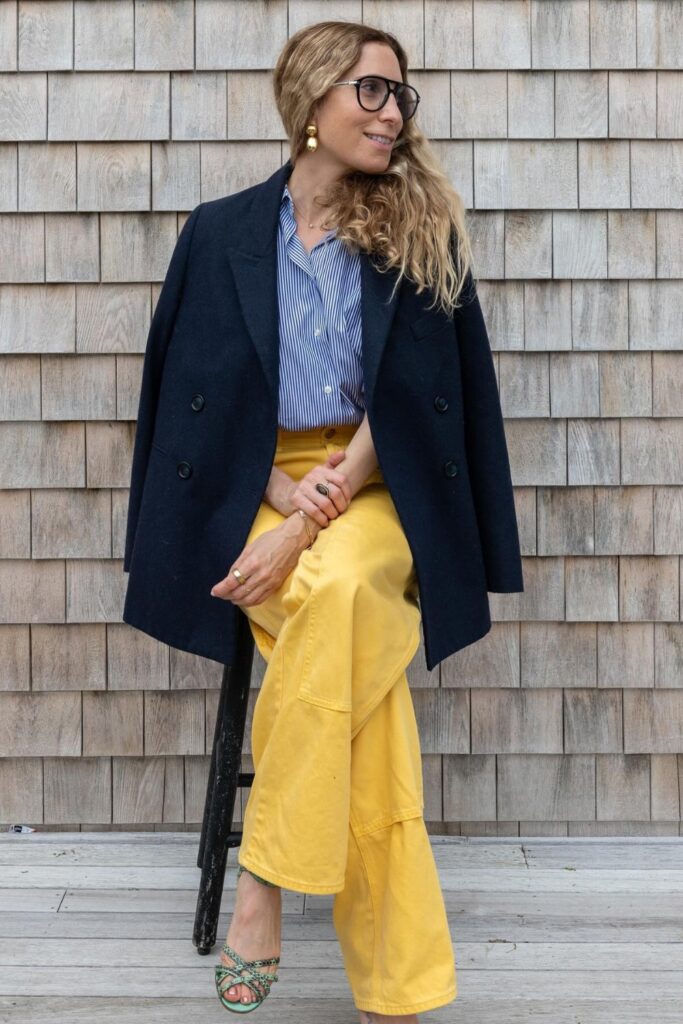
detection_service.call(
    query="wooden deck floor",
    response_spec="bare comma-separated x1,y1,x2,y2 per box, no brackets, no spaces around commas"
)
0,832,682,1022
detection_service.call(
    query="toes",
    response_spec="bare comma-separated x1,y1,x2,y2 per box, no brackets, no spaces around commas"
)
219,960,242,1002
224,981,248,1003
239,983,253,1004
219,954,274,1005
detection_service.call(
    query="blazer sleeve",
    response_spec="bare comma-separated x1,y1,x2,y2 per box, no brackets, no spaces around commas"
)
123,204,201,573
456,269,524,593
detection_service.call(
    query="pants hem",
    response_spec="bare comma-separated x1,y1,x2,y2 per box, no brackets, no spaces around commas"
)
354,984,457,1015
237,853,345,894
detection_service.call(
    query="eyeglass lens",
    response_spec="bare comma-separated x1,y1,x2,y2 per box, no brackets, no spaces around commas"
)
359,76,418,120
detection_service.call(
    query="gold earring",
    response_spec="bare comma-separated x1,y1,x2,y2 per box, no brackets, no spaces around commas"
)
305,123,318,152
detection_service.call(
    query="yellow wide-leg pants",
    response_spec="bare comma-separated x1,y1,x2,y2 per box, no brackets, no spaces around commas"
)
235,422,458,1016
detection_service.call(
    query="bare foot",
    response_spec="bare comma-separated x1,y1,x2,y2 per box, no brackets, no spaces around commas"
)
357,1011,419,1024
218,865,281,1006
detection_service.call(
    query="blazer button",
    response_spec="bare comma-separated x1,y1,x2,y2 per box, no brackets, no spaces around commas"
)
190,394,205,411
434,395,449,412
177,461,192,479
443,460,458,478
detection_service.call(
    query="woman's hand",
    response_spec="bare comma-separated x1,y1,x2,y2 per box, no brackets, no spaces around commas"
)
209,514,312,607
282,449,352,525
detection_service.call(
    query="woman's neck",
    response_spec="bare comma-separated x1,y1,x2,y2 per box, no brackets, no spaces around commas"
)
287,151,349,225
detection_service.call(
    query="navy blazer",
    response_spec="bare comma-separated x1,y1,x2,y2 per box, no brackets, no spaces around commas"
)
122,157,524,672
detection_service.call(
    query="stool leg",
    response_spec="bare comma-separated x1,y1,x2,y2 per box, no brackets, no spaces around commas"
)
197,665,229,870
193,611,254,953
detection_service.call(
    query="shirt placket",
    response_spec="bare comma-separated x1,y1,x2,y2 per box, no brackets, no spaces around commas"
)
306,241,341,416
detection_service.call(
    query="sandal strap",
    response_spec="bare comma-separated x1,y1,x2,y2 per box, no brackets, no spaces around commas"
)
216,961,279,997
216,942,280,999
216,969,267,1004
216,963,278,990
221,940,280,968
236,862,278,887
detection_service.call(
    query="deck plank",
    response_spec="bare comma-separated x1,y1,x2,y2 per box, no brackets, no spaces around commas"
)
1,833,682,1021
1,997,681,1024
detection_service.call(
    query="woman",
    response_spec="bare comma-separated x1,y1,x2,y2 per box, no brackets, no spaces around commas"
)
122,18,523,1024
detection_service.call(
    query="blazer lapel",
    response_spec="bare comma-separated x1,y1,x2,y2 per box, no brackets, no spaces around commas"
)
224,158,403,413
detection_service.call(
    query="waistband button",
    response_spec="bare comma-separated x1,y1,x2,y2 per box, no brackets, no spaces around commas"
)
323,427,336,438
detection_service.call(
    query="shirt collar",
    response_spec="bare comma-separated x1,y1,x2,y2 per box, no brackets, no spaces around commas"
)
280,183,298,246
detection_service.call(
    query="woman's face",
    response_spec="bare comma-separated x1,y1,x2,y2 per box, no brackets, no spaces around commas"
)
313,41,405,175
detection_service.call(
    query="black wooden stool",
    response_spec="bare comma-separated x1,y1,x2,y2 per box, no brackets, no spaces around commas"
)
193,608,256,955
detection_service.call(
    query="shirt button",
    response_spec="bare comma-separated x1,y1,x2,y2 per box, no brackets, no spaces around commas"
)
314,328,321,336
323,385,332,394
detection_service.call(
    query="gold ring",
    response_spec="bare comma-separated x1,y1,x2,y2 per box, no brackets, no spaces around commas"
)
232,568,249,585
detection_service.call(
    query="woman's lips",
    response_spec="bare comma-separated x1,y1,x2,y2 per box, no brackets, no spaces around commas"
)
364,133,393,148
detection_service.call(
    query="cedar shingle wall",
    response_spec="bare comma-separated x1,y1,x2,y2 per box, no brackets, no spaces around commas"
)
0,0,682,834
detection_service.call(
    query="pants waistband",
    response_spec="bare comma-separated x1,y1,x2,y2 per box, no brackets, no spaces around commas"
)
276,423,360,447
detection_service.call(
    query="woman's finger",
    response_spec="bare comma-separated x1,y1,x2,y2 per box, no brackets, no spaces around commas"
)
307,476,348,514
319,469,348,490
325,474,351,504
317,479,349,514
320,475,350,508
224,575,260,603
300,481,339,518
295,491,330,527
229,580,274,607
232,589,270,607
210,562,256,598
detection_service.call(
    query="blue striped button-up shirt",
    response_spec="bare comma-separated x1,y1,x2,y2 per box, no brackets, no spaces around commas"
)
276,182,365,430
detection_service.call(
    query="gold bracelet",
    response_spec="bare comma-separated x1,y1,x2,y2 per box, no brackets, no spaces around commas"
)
296,508,314,549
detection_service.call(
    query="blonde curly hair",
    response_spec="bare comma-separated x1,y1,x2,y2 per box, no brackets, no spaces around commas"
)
273,19,475,318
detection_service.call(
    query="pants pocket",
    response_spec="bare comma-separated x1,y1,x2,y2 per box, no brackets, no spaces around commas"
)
296,578,354,712
297,687,353,712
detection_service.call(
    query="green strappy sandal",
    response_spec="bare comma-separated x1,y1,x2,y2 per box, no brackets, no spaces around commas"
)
214,864,280,1013
235,862,278,887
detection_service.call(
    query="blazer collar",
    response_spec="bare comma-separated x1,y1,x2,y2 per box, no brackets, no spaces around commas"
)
223,158,403,413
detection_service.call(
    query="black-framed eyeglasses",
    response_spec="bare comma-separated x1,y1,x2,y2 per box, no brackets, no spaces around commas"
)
331,75,420,121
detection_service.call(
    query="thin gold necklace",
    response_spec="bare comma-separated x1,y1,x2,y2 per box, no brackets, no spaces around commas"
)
289,191,333,231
